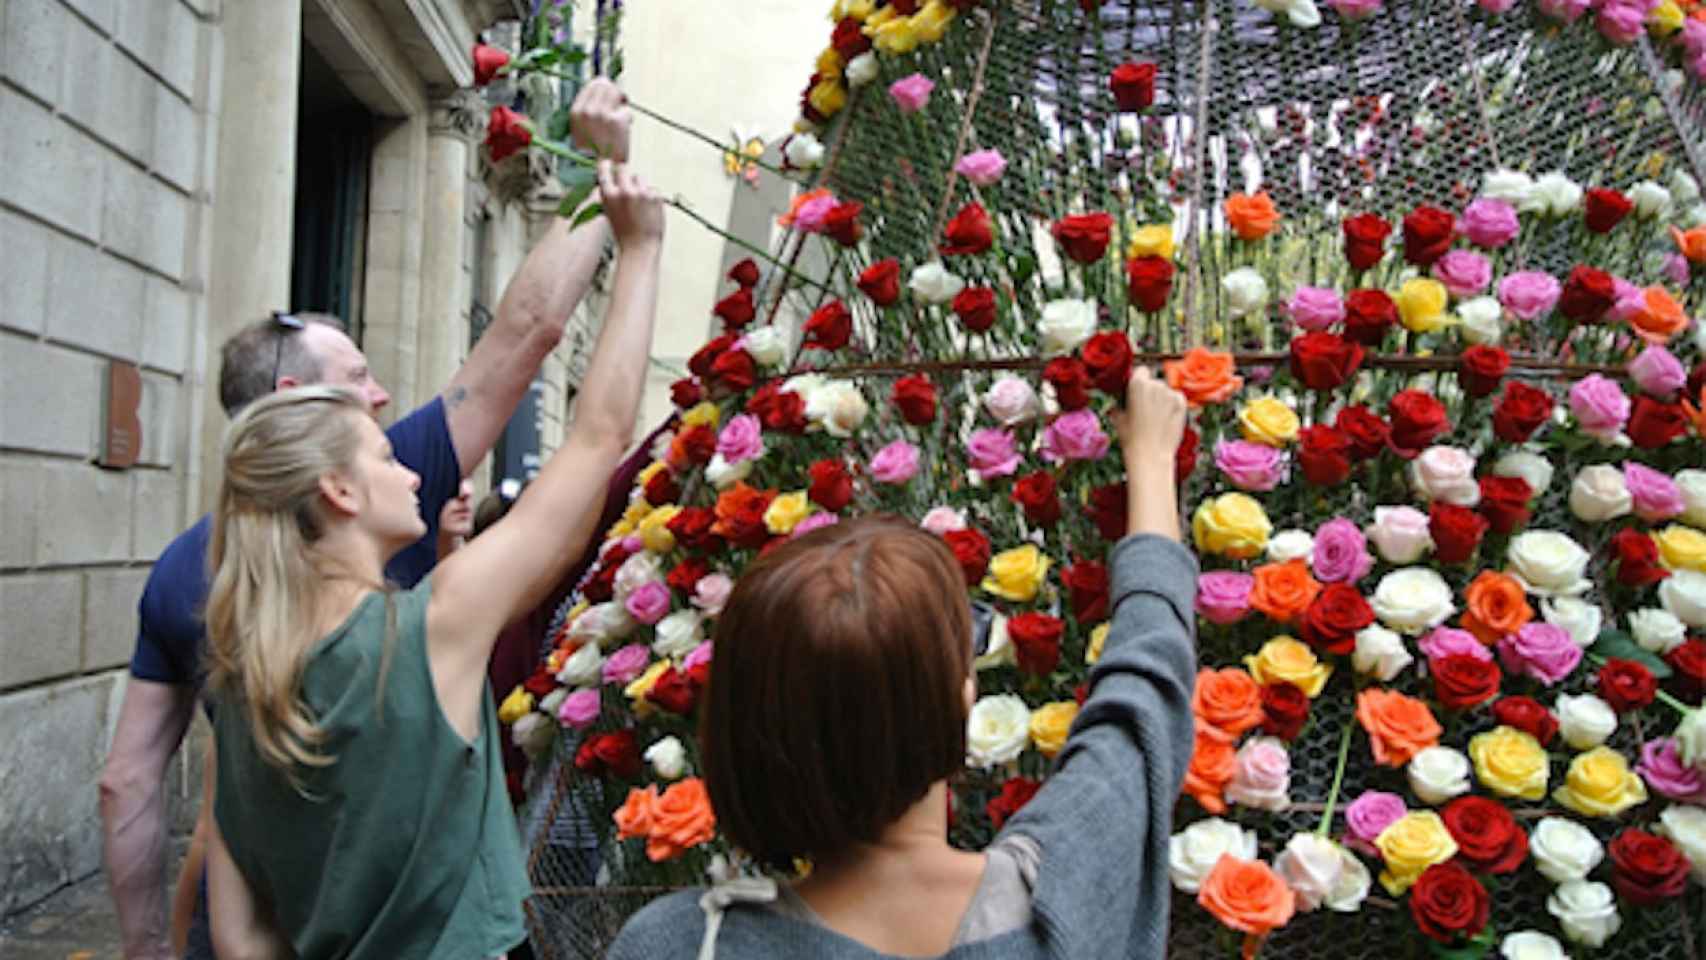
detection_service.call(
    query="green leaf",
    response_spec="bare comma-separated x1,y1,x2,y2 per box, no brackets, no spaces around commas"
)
556,166,598,220
570,202,604,231
545,103,574,143
1591,629,1673,678
1427,926,1496,960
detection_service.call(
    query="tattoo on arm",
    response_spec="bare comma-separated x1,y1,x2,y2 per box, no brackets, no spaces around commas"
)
444,385,468,411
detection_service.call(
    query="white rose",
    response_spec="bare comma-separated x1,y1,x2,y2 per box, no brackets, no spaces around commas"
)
645,735,689,780
1555,693,1618,750
1407,746,1471,805
973,612,1016,671
844,51,879,88
1168,818,1259,893
1531,172,1583,217
742,326,787,367
1568,464,1632,523
1353,625,1414,682
1675,709,1706,770
1629,607,1687,655
1366,506,1434,564
805,379,869,437
1675,470,1706,528
1410,446,1481,506
1370,567,1456,635
983,376,1040,425
1530,816,1605,883
556,641,604,687
781,373,827,409
614,551,665,601
570,601,634,647
1456,296,1504,346
966,694,1031,767
1547,880,1620,948
784,132,825,169
652,610,704,659
1540,597,1603,648
1256,0,1321,26
1273,833,1344,911
1506,530,1591,597
704,452,754,489
1037,298,1097,357
1659,568,1706,629
1323,845,1371,912
908,261,966,305
1481,169,1536,208
1267,529,1316,564
1500,931,1568,960
1683,202,1706,230
1492,451,1553,497
1670,168,1702,205
1654,804,1706,882
538,688,567,718
1630,180,1673,219
511,712,554,757
1222,268,1270,318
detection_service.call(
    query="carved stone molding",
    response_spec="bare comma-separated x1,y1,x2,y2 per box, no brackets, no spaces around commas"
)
488,149,556,206
427,88,488,143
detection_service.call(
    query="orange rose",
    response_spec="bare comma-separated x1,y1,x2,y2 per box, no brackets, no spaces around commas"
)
1164,347,1244,409
614,785,659,842
1459,571,1532,645
1248,560,1322,624
1686,386,1706,439
1184,721,1236,814
1197,855,1297,936
1356,687,1442,767
1224,192,1281,241
1193,667,1265,737
645,777,717,862
1673,225,1706,265
1628,286,1690,345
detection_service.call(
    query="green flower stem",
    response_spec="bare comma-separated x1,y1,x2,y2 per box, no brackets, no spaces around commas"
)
1317,711,1355,838
665,196,835,297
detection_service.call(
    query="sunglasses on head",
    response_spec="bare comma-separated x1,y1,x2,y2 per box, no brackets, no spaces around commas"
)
269,310,306,392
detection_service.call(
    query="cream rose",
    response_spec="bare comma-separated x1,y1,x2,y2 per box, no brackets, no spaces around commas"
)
1672,168,1702,205
1410,446,1481,506
1530,816,1605,883
1654,804,1706,883
1273,833,1345,912
556,642,604,687
1481,169,1537,208
704,452,754,489
908,261,966,304
1673,709,1706,770
570,601,635,647
805,379,870,437
966,694,1031,767
1500,931,1568,960
742,326,787,366
1506,530,1591,597
1457,296,1503,346
1037,298,1097,357
845,51,879,87
983,376,1040,425
784,132,825,169
538,688,567,719
614,551,665,601
1531,172,1583,217
1547,880,1620,948
1540,596,1603,648
1366,506,1434,564
1167,817,1258,893
1222,267,1270,317
1353,624,1414,682
1407,746,1472,805
1266,529,1315,564
511,712,554,757
645,735,689,780
1493,451,1553,497
1569,464,1632,523
1630,608,1687,655
1675,470,1706,528
1556,693,1618,750
1225,736,1291,811
652,610,704,659
1659,568,1706,628
1370,567,1456,635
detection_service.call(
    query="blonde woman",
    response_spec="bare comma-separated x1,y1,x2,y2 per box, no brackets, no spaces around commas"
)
202,161,663,960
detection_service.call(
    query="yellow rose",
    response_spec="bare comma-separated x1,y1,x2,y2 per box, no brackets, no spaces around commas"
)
625,659,672,712
1468,725,1549,801
1238,396,1300,446
681,402,721,429
815,47,844,80
982,544,1051,603
1085,622,1110,665
764,491,813,535
808,78,848,118
1374,811,1459,895
1192,492,1273,559
832,0,876,21
1552,746,1649,817
635,460,669,489
1243,637,1332,698
861,4,897,28
639,505,682,554
868,16,921,55
497,686,536,725
910,0,956,43
1655,525,1706,572
1396,278,1452,334
1029,701,1079,758
1126,224,1175,260
1650,0,1684,35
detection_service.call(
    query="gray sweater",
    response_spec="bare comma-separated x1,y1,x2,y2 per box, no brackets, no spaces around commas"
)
606,533,1199,960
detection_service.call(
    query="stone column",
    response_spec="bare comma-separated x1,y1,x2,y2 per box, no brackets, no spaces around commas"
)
361,114,428,415
414,89,485,399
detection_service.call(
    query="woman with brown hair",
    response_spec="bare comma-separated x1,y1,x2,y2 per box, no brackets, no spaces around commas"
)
609,368,1197,959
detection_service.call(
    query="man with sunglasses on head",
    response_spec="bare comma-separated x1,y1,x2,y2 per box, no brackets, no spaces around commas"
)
98,78,636,960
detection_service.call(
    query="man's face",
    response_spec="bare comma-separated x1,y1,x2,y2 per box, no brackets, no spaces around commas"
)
289,324,391,416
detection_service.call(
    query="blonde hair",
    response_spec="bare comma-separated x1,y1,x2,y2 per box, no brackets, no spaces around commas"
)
205,386,368,780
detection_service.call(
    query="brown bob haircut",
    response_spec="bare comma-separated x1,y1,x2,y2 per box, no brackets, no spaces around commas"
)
700,515,974,870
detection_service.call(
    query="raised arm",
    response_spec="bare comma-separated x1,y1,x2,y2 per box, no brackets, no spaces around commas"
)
440,78,632,473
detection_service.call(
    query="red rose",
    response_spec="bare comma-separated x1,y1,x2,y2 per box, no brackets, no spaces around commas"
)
583,562,618,602
1387,389,1449,458
1343,288,1398,347
823,200,863,246
803,300,853,350
649,666,698,715
1665,638,1706,702
521,666,555,699
1432,653,1501,710
666,557,708,595
1052,212,1115,263
1597,658,1658,713
472,43,510,87
1299,584,1375,656
1583,187,1633,234
1342,213,1392,271
1689,362,1706,409
713,288,756,331
1043,357,1092,411
709,348,756,392
1409,862,1491,944
1402,205,1457,267
1612,528,1670,587
1477,476,1532,535
941,202,994,256
669,377,703,409
1440,796,1528,875
985,777,1041,829
1260,682,1309,740
830,16,871,60
1011,471,1062,527
575,730,642,779
643,469,680,507
727,258,761,288
688,333,737,378
1457,345,1509,398
1559,264,1617,323
667,506,720,552
890,0,918,12
1108,61,1156,112
891,374,938,425
1492,381,1553,444
1175,426,1199,486
676,424,717,465
485,105,532,163
1008,612,1064,675
1087,482,1128,541
1628,395,1689,448
807,459,854,512
748,382,808,433
1492,696,1558,747
1081,331,1133,396
1608,829,1691,906
858,258,902,306
1334,405,1391,461
953,286,998,332
1429,502,1489,566
1297,425,1352,486
943,528,991,586
1125,256,1175,312
1060,559,1110,624
1289,332,1364,391
714,484,774,549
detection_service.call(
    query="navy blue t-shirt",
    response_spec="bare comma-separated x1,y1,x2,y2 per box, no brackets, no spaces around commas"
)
129,398,461,686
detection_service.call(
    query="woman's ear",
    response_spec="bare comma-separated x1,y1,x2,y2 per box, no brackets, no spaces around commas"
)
317,468,362,518
963,674,976,712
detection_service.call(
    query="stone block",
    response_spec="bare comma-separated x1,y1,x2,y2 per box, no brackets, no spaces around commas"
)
0,209,50,336
0,87,104,241
0,572,81,688
57,3,111,133
158,0,199,99
102,44,158,166
102,154,188,280
2,0,66,105
37,460,132,565
112,0,163,73
137,371,179,468
152,87,198,192
0,334,101,458
141,274,192,373
131,467,185,559
48,237,145,360
0,457,43,567
84,566,148,670
180,0,219,17
60,0,115,33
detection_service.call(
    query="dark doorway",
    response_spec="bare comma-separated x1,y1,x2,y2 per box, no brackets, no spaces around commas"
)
290,41,371,343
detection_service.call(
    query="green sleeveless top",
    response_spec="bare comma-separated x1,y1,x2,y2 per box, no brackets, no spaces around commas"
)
213,580,530,960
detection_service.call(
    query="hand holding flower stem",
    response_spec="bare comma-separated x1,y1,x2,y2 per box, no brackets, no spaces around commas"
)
1113,367,1186,542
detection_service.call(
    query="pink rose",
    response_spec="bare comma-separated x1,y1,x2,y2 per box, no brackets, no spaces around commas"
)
983,376,1039,425
1214,439,1288,492
955,148,1007,186
1477,0,1517,11
558,688,602,729
967,428,1022,478
1344,791,1407,854
1496,622,1583,686
602,644,651,685
1196,571,1255,625
791,192,839,234
1663,253,1691,287
624,581,671,625
1625,462,1684,522
790,512,840,538
1431,250,1492,298
919,506,968,536
1497,270,1562,321
1329,0,1382,16
1629,345,1686,398
716,413,764,464
1225,737,1291,811
1637,738,1706,804
1537,0,1592,20
1568,374,1631,439
1040,410,1111,463
619,535,645,556
1366,505,1434,564
1420,627,1495,663
683,640,714,674
692,573,733,617
870,439,921,484
1596,0,1647,44
1608,276,1645,324
888,73,935,113
1686,18,1706,57
1284,286,1345,331
1312,518,1375,583
1463,197,1519,248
